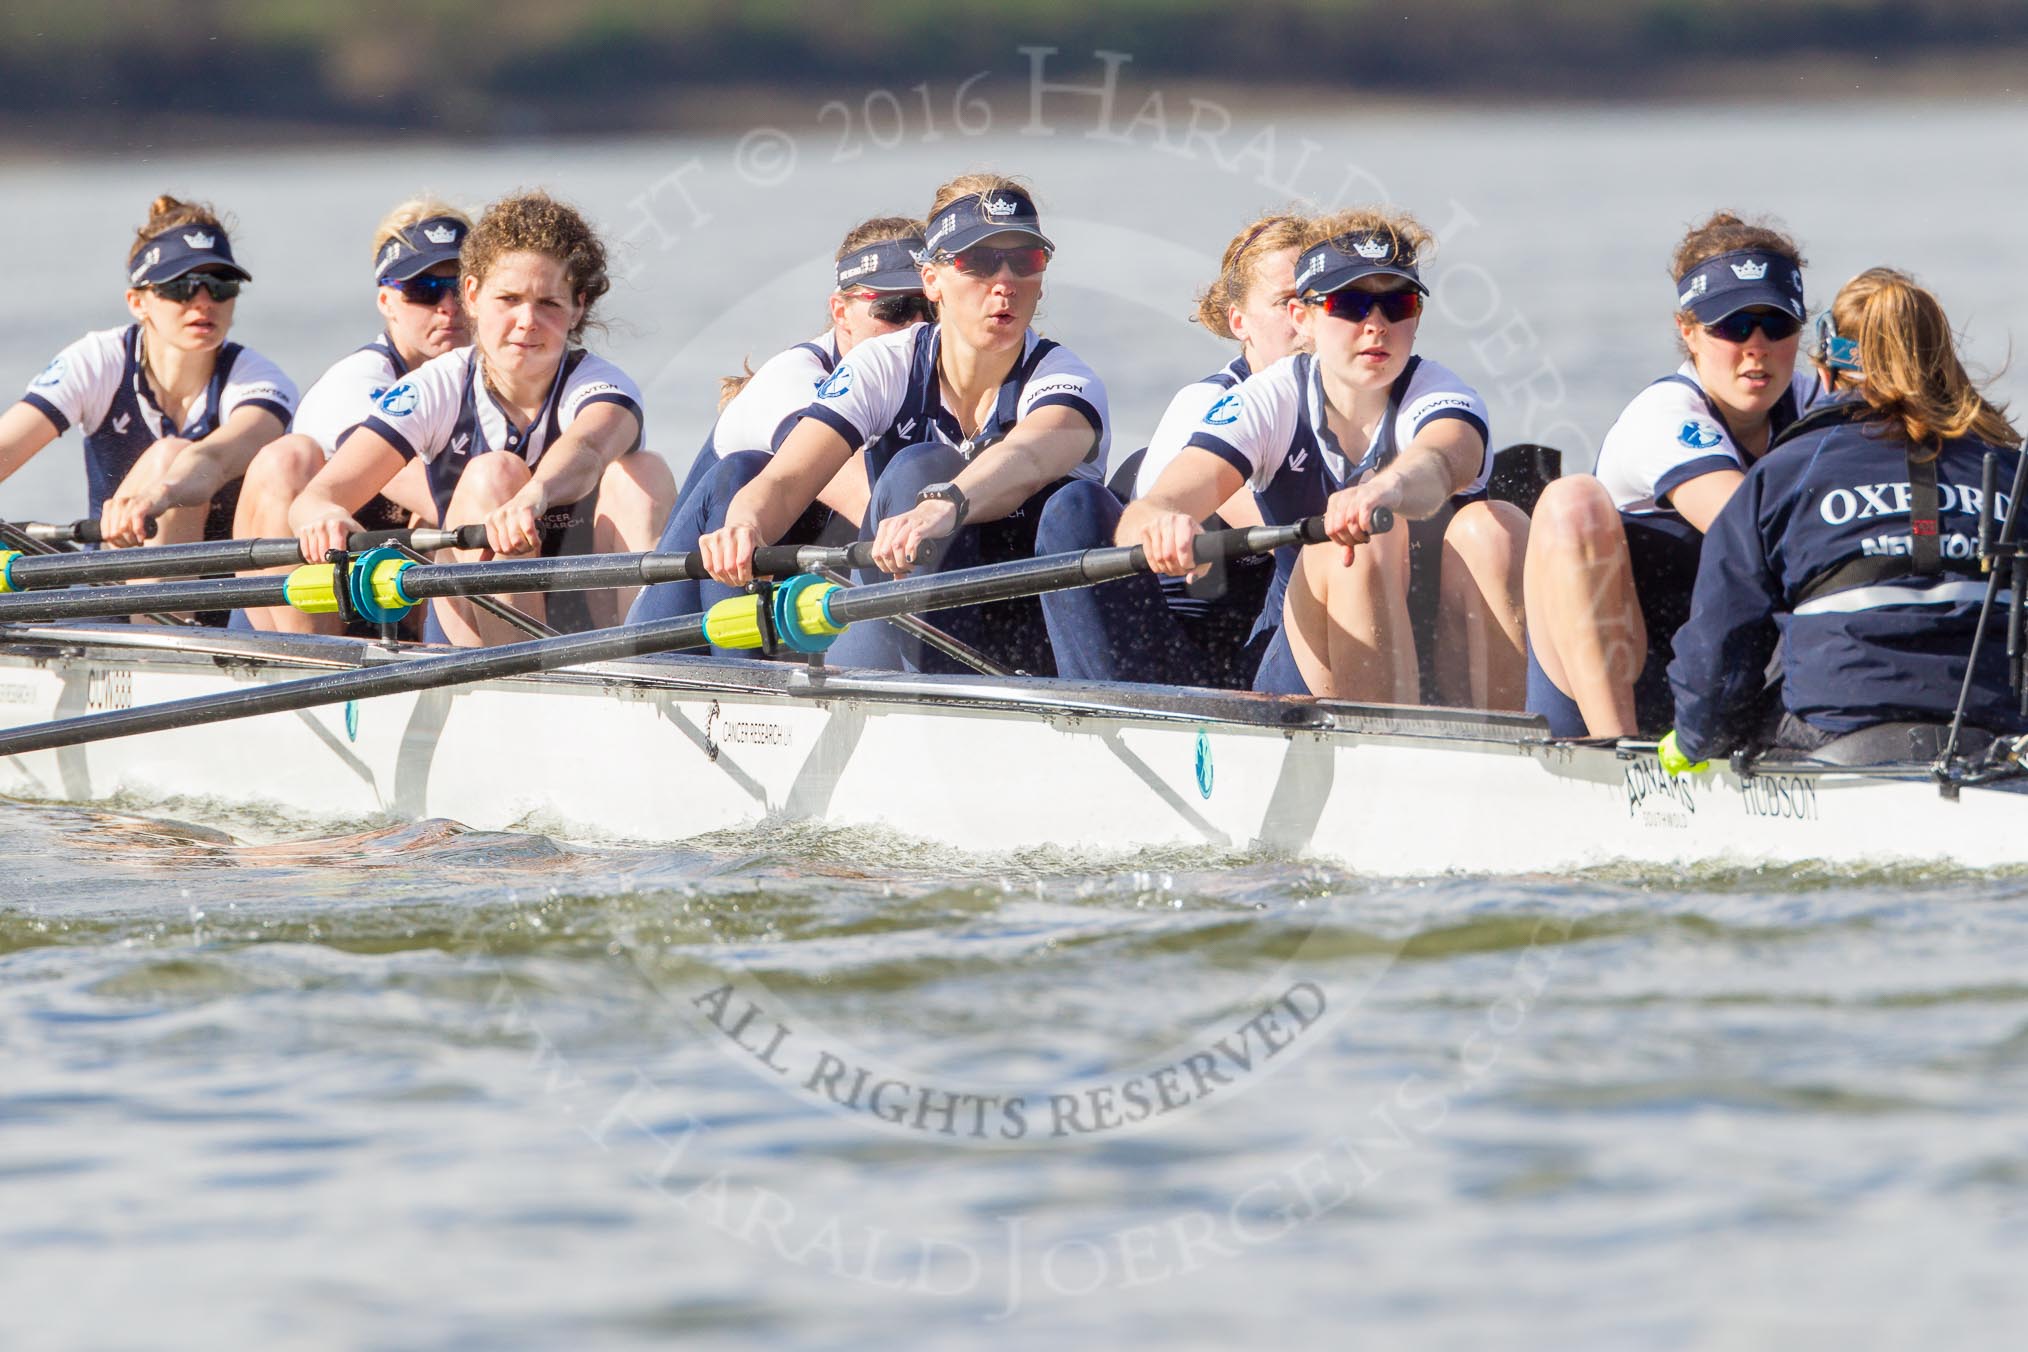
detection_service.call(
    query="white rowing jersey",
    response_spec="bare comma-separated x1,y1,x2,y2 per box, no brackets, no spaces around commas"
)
291,333,410,457
359,346,644,521
1184,352,1490,498
1596,362,1820,517
1180,352,1489,644
712,332,839,455
20,324,295,517
798,322,1110,484
1132,354,1250,498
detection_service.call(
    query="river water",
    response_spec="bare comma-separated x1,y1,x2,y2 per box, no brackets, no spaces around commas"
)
5,86,2028,1347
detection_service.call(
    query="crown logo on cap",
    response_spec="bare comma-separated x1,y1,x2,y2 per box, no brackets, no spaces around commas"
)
1352,235,1392,261
1730,259,1769,281
183,230,217,250
423,224,458,245
982,195,1019,218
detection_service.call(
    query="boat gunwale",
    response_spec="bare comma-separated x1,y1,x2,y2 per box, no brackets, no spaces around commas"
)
0,621,2016,789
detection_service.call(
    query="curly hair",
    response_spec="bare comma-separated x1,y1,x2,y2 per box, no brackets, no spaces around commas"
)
461,190,610,341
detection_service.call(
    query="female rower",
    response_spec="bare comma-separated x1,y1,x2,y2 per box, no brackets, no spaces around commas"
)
627,215,930,628
1036,211,1301,689
698,174,1109,674
1108,208,1526,704
1667,268,2024,764
290,190,675,645
234,198,472,633
1524,212,1816,736
0,195,295,548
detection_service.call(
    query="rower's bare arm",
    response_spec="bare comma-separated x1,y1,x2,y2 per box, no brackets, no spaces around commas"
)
1322,420,1483,553
1391,419,1487,519
817,451,870,526
704,418,856,585
732,417,856,542
0,401,60,487
293,428,408,525
468,403,644,557
1215,485,1263,529
864,408,1097,578
951,405,1097,521
1667,468,1746,534
152,404,288,508
290,426,409,559
521,403,642,514
1118,448,1245,577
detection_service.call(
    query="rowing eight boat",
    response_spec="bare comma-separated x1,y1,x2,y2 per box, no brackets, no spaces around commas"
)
0,618,2019,875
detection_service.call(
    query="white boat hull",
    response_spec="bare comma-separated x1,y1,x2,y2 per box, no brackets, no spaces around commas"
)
0,625,2018,875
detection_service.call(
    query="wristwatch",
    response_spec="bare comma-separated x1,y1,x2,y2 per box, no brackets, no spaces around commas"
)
917,481,970,529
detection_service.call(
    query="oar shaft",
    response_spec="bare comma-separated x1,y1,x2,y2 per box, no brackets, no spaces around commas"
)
0,554,644,623
0,540,899,622
0,614,714,757
1,526,492,587
0,510,1389,757
0,574,294,618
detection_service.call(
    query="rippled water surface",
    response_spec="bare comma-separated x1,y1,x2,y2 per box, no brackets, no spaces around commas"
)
8,94,2028,1346
7,792,2028,1349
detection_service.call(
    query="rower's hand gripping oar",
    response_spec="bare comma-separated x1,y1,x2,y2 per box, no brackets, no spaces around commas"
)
23,517,160,545
0,511,1387,758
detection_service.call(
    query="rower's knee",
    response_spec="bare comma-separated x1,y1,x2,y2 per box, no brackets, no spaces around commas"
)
1034,479,1122,554
1442,500,1529,606
1445,500,1528,566
599,448,676,527
1528,476,1620,561
870,442,966,518
449,450,532,512
241,434,325,498
693,451,772,522
603,448,677,504
119,435,194,488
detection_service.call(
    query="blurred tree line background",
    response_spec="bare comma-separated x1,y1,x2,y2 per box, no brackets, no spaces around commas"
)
2,0,2020,141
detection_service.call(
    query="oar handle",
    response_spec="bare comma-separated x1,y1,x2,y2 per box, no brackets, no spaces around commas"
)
357,525,491,552
741,537,948,579
23,516,159,545
1190,506,1395,563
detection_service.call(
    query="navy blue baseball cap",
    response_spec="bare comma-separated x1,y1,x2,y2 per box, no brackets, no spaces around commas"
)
1675,249,1805,324
919,189,1053,259
128,224,251,287
835,233,927,292
1292,231,1427,298
375,215,469,283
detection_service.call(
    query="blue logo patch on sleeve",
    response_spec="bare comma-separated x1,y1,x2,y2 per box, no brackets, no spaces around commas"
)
1203,393,1242,426
377,382,419,416
1677,420,1723,450
817,367,853,399
30,357,64,389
